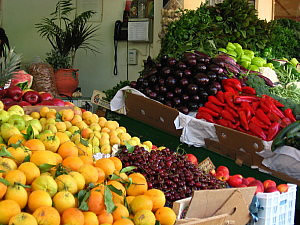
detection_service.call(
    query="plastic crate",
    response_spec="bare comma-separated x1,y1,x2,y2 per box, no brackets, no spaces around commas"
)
253,184,297,225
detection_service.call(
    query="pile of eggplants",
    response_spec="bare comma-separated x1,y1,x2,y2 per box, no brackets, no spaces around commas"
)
130,51,264,115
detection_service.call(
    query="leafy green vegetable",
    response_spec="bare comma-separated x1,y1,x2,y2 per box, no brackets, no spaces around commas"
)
269,84,300,104
103,80,130,102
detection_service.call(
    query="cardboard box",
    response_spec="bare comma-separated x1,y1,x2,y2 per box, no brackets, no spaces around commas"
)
124,91,182,137
173,187,256,225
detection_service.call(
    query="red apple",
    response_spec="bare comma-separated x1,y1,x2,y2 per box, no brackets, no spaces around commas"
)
242,178,250,186
22,91,41,105
228,175,243,187
263,180,277,190
245,177,256,184
18,101,32,107
249,180,264,194
0,88,7,98
7,86,23,101
265,186,278,193
184,154,198,165
277,184,289,193
52,98,65,106
40,92,53,101
37,100,54,106
1,98,15,106
216,170,230,181
216,166,230,175
238,184,248,188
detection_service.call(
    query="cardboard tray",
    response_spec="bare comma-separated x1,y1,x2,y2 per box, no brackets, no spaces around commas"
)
91,90,125,114
124,91,182,137
175,214,229,225
23,106,74,114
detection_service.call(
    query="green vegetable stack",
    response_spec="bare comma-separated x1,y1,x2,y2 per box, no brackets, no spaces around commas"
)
219,42,273,71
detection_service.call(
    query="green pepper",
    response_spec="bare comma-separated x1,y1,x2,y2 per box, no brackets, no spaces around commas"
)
226,42,236,52
241,61,251,69
249,65,260,72
227,50,237,58
240,55,252,62
290,58,299,67
233,43,243,50
218,48,227,53
264,63,274,69
235,48,244,57
251,57,267,67
243,50,255,59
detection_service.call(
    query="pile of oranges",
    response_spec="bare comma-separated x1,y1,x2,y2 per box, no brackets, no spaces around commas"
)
0,106,177,225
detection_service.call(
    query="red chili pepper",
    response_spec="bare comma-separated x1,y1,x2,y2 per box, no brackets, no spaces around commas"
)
259,102,271,113
204,102,223,114
236,126,246,133
224,92,237,110
280,117,292,128
256,109,271,126
238,111,249,130
262,95,284,108
252,101,260,111
250,117,269,130
216,119,229,127
221,110,236,123
196,112,214,123
198,107,219,117
241,102,255,115
270,104,285,119
222,79,242,91
208,96,226,107
234,96,260,104
267,112,281,123
225,106,238,118
224,85,238,95
283,108,296,122
249,122,267,140
267,122,281,141
242,86,256,95
216,91,225,103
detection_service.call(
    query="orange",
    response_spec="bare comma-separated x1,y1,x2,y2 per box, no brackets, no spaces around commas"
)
55,121,67,132
134,210,156,225
69,171,85,191
95,158,116,177
97,210,113,224
6,147,27,165
82,111,93,121
130,195,153,214
107,180,126,196
113,219,134,225
126,175,148,196
0,200,21,224
0,157,17,174
58,141,79,159
0,182,7,199
78,164,98,184
79,155,94,165
88,190,105,215
62,109,75,122
30,150,58,166
33,206,60,225
96,167,106,183
40,106,50,118
112,203,129,221
109,157,123,171
30,111,40,119
129,173,147,181
145,189,166,211
8,212,38,225
81,128,93,139
71,115,82,125
56,132,70,144
5,184,28,209
5,169,26,185
126,196,135,205
83,211,99,225
61,208,84,225
24,139,45,151
7,134,26,145
55,174,78,194
155,207,176,225
40,133,60,152
53,191,76,214
31,174,58,197
46,111,56,119
18,162,40,185
28,190,52,212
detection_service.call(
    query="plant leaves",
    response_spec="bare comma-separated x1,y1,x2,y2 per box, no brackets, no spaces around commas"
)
23,154,30,162
78,191,90,211
106,184,123,196
9,140,22,148
0,178,10,186
23,125,34,140
110,174,121,181
125,142,134,153
38,163,56,173
120,166,136,174
56,112,62,122
104,186,117,213
0,146,14,158
15,182,31,188
80,137,89,147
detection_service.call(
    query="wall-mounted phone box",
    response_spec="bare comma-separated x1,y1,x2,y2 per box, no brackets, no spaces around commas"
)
128,18,153,43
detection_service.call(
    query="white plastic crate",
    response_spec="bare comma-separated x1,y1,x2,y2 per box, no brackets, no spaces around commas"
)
253,184,297,225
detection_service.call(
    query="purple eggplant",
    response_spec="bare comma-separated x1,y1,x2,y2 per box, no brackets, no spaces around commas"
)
181,94,190,103
157,95,165,103
173,97,181,106
258,75,275,87
166,92,174,100
186,58,197,66
208,85,218,96
168,58,177,66
208,64,224,74
212,58,226,68
188,102,199,111
187,84,198,95
148,75,158,85
194,51,210,58
159,86,168,94
177,106,189,115
165,100,173,108
149,91,157,99
207,71,217,81
199,91,209,102
194,73,210,86
156,62,163,69
195,63,207,72
175,70,184,79
224,63,240,75
130,81,137,89
179,78,189,87
212,81,222,91
153,85,160,93
158,78,165,86
184,69,192,78
177,62,187,71
191,95,201,103
137,77,144,86
142,80,149,88
215,54,237,65
183,52,196,59
161,67,172,76
166,76,177,88
174,87,183,96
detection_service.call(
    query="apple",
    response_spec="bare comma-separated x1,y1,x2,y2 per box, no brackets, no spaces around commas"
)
40,92,53,101
242,178,250,186
184,154,198,165
245,177,256,184
7,86,23,101
7,105,25,116
216,170,229,181
52,98,65,106
37,100,54,106
0,88,7,98
8,114,26,131
265,186,278,193
1,98,16,109
18,101,32,107
263,180,277,190
228,175,243,187
249,180,264,194
0,110,10,123
277,184,289,193
22,91,41,105
216,166,230,175
238,184,248,188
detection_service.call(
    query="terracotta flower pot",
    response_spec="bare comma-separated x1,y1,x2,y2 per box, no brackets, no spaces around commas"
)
54,69,79,97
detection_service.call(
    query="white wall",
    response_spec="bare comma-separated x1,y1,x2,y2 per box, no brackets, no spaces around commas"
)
2,0,163,96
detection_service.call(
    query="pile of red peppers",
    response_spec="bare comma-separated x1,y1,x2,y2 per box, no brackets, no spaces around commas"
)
196,78,296,141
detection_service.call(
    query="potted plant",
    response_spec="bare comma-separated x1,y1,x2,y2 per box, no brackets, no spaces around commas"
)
35,0,99,97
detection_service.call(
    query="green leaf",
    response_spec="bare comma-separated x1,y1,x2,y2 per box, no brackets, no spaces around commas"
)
77,190,87,202
104,186,117,213
120,166,136,174
125,142,134,153
23,125,34,140
9,140,22,148
0,170,5,173
110,174,121,181
56,112,62,122
107,184,123,196
0,146,14,158
0,178,10,186
78,191,90,211
124,197,133,214
155,221,162,225
24,154,30,162
15,182,31,188
80,137,89,147
38,163,56,173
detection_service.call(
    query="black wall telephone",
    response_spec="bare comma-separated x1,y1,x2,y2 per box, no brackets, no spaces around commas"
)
113,20,128,75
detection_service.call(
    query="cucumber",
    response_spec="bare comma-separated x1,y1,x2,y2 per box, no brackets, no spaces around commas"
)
271,121,300,151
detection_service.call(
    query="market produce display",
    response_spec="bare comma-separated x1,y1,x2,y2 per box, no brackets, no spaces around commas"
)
0,104,178,225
